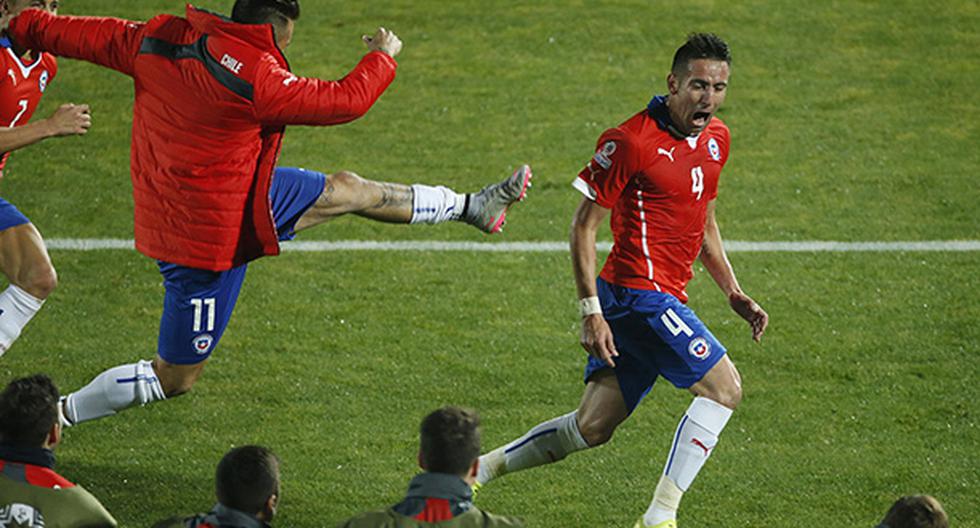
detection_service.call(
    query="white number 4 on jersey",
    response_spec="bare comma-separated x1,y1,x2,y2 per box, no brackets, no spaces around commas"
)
690,167,704,201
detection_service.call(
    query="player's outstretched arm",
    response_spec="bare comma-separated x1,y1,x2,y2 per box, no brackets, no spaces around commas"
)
7,9,145,76
571,197,618,366
253,27,400,127
699,200,769,341
0,103,90,154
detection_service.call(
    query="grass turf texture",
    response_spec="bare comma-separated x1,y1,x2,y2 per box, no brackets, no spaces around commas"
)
0,0,977,526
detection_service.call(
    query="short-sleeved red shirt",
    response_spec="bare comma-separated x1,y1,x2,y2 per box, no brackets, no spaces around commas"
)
0,38,57,176
574,97,730,302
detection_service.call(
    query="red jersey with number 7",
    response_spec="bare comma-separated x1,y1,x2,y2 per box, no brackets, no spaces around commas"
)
573,96,730,303
0,37,57,177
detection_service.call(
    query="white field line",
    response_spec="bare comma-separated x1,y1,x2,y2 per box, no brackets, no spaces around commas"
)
44,239,980,252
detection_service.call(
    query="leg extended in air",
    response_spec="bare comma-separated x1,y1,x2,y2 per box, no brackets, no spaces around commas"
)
291,165,532,234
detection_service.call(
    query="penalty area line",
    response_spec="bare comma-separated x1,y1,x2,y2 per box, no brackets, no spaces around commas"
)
43,239,980,252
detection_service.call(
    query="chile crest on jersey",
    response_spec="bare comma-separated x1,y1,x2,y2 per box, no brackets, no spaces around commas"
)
708,137,721,161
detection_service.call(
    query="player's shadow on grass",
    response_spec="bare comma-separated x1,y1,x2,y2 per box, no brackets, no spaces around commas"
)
60,460,212,522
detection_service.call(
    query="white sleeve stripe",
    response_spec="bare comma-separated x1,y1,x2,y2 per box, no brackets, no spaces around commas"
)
571,177,597,201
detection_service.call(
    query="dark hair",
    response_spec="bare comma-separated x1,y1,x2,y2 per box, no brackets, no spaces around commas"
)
419,406,481,476
671,32,731,75
215,445,280,514
231,0,300,25
880,495,949,528
0,374,60,447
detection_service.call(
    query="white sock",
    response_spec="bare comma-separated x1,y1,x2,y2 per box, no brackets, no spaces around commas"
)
0,284,44,357
410,185,465,224
62,359,166,425
642,475,683,526
643,397,733,525
477,410,589,485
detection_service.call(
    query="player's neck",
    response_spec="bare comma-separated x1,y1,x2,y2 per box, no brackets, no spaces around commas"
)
16,44,35,63
1,34,32,63
662,96,693,139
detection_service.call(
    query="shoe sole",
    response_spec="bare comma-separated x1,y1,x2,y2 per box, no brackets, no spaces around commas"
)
486,164,532,234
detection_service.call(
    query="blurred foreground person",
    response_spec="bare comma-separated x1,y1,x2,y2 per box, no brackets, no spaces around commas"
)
0,374,116,527
154,445,280,528
338,406,524,527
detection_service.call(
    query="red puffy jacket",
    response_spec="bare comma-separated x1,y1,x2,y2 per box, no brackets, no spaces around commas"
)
8,5,397,270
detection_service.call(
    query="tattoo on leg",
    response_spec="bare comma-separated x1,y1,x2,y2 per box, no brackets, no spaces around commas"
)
320,182,336,206
373,183,412,210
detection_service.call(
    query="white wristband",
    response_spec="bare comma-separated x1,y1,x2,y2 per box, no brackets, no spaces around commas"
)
579,296,602,318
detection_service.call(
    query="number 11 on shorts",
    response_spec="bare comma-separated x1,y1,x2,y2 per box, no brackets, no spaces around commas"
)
191,298,216,332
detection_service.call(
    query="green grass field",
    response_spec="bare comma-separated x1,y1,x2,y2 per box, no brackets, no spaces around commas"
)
1,0,978,526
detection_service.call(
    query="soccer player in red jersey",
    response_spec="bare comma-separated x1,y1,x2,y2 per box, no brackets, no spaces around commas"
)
6,0,531,426
0,0,90,359
475,34,768,527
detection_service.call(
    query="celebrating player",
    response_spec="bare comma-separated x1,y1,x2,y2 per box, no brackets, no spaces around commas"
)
0,0,90,359
5,0,531,425
474,34,768,528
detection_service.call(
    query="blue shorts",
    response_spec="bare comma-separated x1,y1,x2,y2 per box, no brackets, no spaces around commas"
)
157,167,326,364
583,277,727,414
0,197,31,231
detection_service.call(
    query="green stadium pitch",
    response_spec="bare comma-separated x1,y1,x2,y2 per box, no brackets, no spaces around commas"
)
1,1,977,526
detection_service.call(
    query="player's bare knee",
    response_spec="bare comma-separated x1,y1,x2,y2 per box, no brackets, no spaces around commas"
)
29,264,57,299
326,170,371,209
328,170,364,193
577,416,616,447
710,386,742,410
728,385,744,409
15,262,57,299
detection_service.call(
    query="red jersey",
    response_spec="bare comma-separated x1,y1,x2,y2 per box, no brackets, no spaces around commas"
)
0,36,57,176
574,96,730,302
